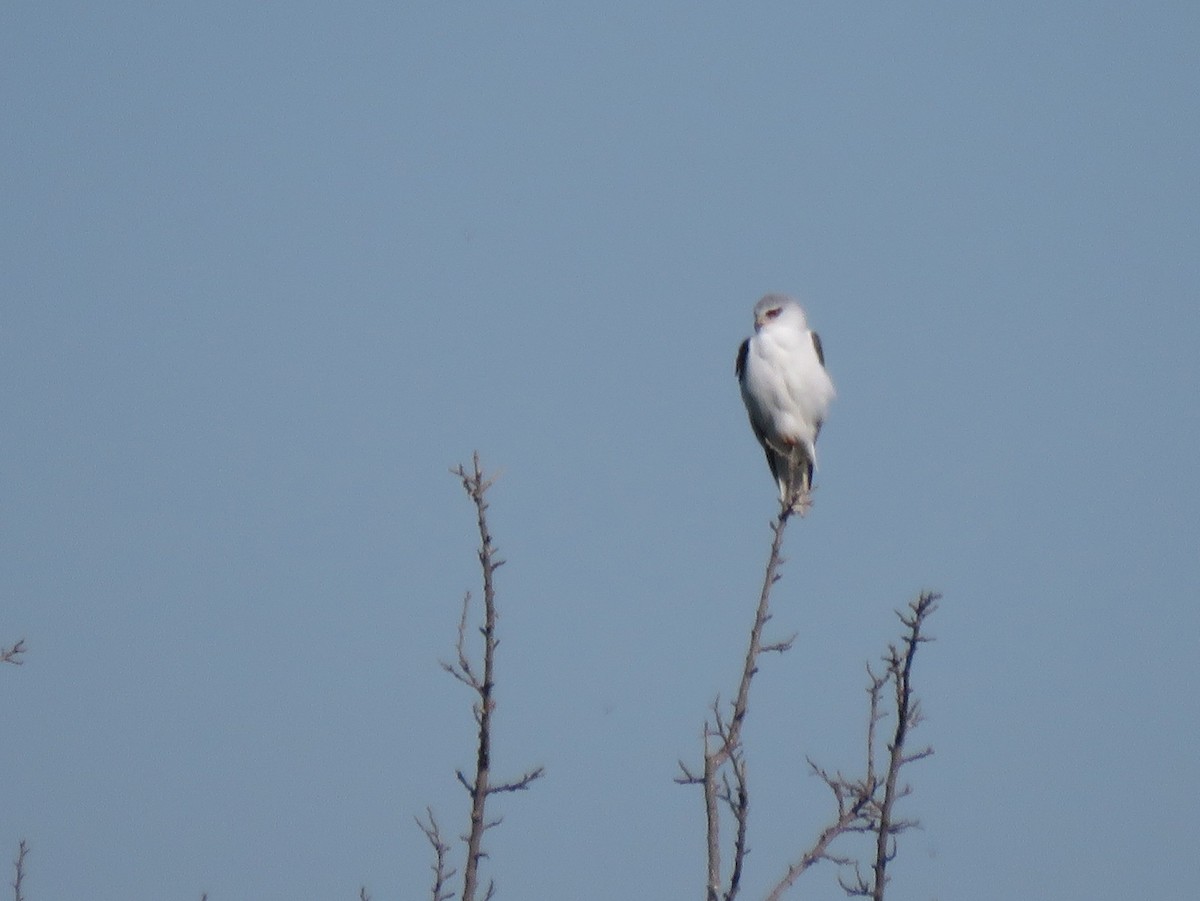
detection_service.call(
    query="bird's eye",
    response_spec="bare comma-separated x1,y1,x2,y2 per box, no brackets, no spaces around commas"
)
765,308,781,319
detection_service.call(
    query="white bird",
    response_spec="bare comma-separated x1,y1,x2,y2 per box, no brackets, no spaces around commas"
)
736,294,835,515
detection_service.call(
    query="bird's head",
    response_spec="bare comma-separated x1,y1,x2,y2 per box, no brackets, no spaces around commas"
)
753,294,807,332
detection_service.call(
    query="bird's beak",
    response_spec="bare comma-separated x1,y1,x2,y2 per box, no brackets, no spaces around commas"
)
753,316,764,332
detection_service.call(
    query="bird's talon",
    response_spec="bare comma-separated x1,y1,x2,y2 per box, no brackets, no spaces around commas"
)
788,490,813,517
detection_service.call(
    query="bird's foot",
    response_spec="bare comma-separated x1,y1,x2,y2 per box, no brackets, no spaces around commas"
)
785,487,814,518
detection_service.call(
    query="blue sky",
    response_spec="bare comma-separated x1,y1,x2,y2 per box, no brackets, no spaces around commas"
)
3,3,1198,899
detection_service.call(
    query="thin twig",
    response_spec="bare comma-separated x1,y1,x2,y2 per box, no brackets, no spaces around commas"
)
700,727,722,901
1,640,25,666
443,453,543,901
442,593,479,689
870,591,939,901
489,765,545,793
765,797,871,901
765,592,940,901
456,453,500,901
763,706,881,900
727,507,791,765
725,753,749,899
679,502,793,900
681,500,941,901
416,808,456,901
12,841,28,901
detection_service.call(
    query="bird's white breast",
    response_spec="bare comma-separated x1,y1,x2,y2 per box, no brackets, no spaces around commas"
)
742,324,834,451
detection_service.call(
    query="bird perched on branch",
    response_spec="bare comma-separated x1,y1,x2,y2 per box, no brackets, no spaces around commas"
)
736,294,835,515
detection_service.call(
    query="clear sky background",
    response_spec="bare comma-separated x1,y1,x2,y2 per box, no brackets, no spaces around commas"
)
3,3,1198,899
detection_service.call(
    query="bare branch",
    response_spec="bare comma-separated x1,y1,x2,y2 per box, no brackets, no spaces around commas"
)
864,663,887,789
488,766,545,794
726,754,749,901
684,505,793,901
868,591,939,901
1,640,25,667
724,511,790,765
763,593,941,901
702,728,722,901
441,593,481,689
454,454,502,901
683,493,941,901
765,797,873,901
760,631,797,655
416,808,456,901
764,750,879,901
838,862,873,898
12,841,27,901
435,453,541,901
676,759,703,785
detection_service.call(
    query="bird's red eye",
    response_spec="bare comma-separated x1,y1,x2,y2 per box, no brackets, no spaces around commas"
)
765,307,781,319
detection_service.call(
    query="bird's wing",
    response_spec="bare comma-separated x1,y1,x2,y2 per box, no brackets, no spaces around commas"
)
811,331,825,367
810,331,827,438
737,338,787,485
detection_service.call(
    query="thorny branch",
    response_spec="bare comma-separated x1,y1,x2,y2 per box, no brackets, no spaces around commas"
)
12,841,27,901
764,670,890,901
678,501,793,901
770,592,939,901
816,593,937,900
680,491,940,901
415,808,456,901
425,453,543,901
860,591,938,900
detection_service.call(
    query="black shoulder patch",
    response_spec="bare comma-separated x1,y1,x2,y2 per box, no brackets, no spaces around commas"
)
735,339,750,380
811,331,826,368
